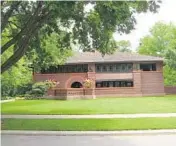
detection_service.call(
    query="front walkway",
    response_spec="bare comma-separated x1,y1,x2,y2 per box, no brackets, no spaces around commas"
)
2,129,176,136
2,113,176,119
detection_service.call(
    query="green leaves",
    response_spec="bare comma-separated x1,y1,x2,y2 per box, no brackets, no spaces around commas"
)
1,1,161,73
138,22,176,66
116,40,132,52
138,22,176,85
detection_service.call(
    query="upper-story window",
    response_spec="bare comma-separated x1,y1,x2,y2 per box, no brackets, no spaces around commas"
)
140,63,156,71
95,63,133,73
41,64,88,74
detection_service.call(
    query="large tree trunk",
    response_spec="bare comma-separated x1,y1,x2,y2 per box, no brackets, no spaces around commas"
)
1,12,51,74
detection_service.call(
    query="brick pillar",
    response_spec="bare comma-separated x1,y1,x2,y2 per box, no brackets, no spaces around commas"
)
87,63,96,88
133,71,142,96
86,71,96,99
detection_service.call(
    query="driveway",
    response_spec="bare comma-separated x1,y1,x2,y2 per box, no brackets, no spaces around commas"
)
2,134,176,146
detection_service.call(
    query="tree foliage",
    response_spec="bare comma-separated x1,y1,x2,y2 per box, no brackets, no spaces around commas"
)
138,22,176,85
116,40,132,52
1,1,161,73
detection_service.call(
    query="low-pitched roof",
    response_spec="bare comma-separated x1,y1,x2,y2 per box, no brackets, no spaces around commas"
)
66,51,163,64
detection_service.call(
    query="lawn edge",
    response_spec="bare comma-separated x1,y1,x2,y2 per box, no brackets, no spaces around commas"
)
2,129,176,136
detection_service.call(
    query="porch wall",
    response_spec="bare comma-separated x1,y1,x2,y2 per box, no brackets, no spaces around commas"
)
47,88,95,100
165,86,176,95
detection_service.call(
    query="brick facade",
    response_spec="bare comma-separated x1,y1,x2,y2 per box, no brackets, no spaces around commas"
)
34,61,166,99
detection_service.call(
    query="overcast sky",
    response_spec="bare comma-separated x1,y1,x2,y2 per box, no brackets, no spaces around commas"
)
113,0,176,51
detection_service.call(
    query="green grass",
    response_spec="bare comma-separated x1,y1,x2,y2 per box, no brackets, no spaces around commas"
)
2,118,176,131
1,95,176,115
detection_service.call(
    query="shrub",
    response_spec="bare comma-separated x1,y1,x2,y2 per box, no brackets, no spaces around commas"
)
25,79,59,99
83,79,94,88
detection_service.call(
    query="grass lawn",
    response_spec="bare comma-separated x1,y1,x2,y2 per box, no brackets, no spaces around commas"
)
2,118,176,131
1,95,176,115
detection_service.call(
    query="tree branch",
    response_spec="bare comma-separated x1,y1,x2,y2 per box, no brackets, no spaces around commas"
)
1,1,21,32
1,1,44,54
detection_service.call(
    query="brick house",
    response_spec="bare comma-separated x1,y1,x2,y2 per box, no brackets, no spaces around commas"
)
33,51,165,99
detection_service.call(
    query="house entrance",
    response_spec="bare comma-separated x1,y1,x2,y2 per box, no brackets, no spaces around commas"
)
71,82,82,88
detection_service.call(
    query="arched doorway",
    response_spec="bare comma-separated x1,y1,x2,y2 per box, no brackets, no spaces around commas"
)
71,82,83,88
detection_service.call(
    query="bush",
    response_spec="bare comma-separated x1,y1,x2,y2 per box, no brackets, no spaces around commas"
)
25,80,59,99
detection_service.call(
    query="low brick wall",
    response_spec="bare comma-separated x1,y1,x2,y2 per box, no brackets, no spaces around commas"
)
47,88,95,100
165,86,176,95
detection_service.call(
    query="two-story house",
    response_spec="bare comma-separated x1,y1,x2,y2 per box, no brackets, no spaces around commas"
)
33,51,165,99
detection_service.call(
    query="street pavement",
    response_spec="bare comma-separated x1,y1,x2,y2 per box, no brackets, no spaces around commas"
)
1,134,176,146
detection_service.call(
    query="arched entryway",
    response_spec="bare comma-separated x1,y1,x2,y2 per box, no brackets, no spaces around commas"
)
71,82,83,88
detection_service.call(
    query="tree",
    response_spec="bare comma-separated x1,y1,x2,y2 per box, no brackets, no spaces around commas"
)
163,65,176,86
1,29,32,96
116,40,132,52
138,22,176,67
138,22,176,85
1,1,161,73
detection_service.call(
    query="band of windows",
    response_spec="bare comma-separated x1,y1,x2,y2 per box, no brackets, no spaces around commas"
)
41,64,88,73
96,80,133,88
95,63,133,73
40,63,156,74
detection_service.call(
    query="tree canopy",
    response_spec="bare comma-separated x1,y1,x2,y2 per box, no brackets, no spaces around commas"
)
138,22,176,85
1,1,161,73
138,22,176,68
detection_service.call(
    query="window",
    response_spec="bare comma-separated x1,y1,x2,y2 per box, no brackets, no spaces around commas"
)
96,80,133,88
140,63,156,71
109,65,113,72
83,65,88,72
109,81,114,87
121,64,126,72
96,82,102,88
102,65,107,72
127,64,133,72
116,64,121,72
96,65,101,72
126,81,133,87
102,81,108,87
114,81,120,87
120,81,126,87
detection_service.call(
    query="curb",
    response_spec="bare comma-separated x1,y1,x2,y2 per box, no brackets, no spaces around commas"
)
2,130,176,136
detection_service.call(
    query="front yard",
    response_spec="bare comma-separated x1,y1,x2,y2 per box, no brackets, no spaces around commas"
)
2,95,176,115
2,118,176,131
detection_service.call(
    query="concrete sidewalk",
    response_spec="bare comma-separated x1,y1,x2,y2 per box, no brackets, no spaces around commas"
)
2,113,176,119
2,129,176,136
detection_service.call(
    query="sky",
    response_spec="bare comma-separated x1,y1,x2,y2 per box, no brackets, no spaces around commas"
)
113,0,176,51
